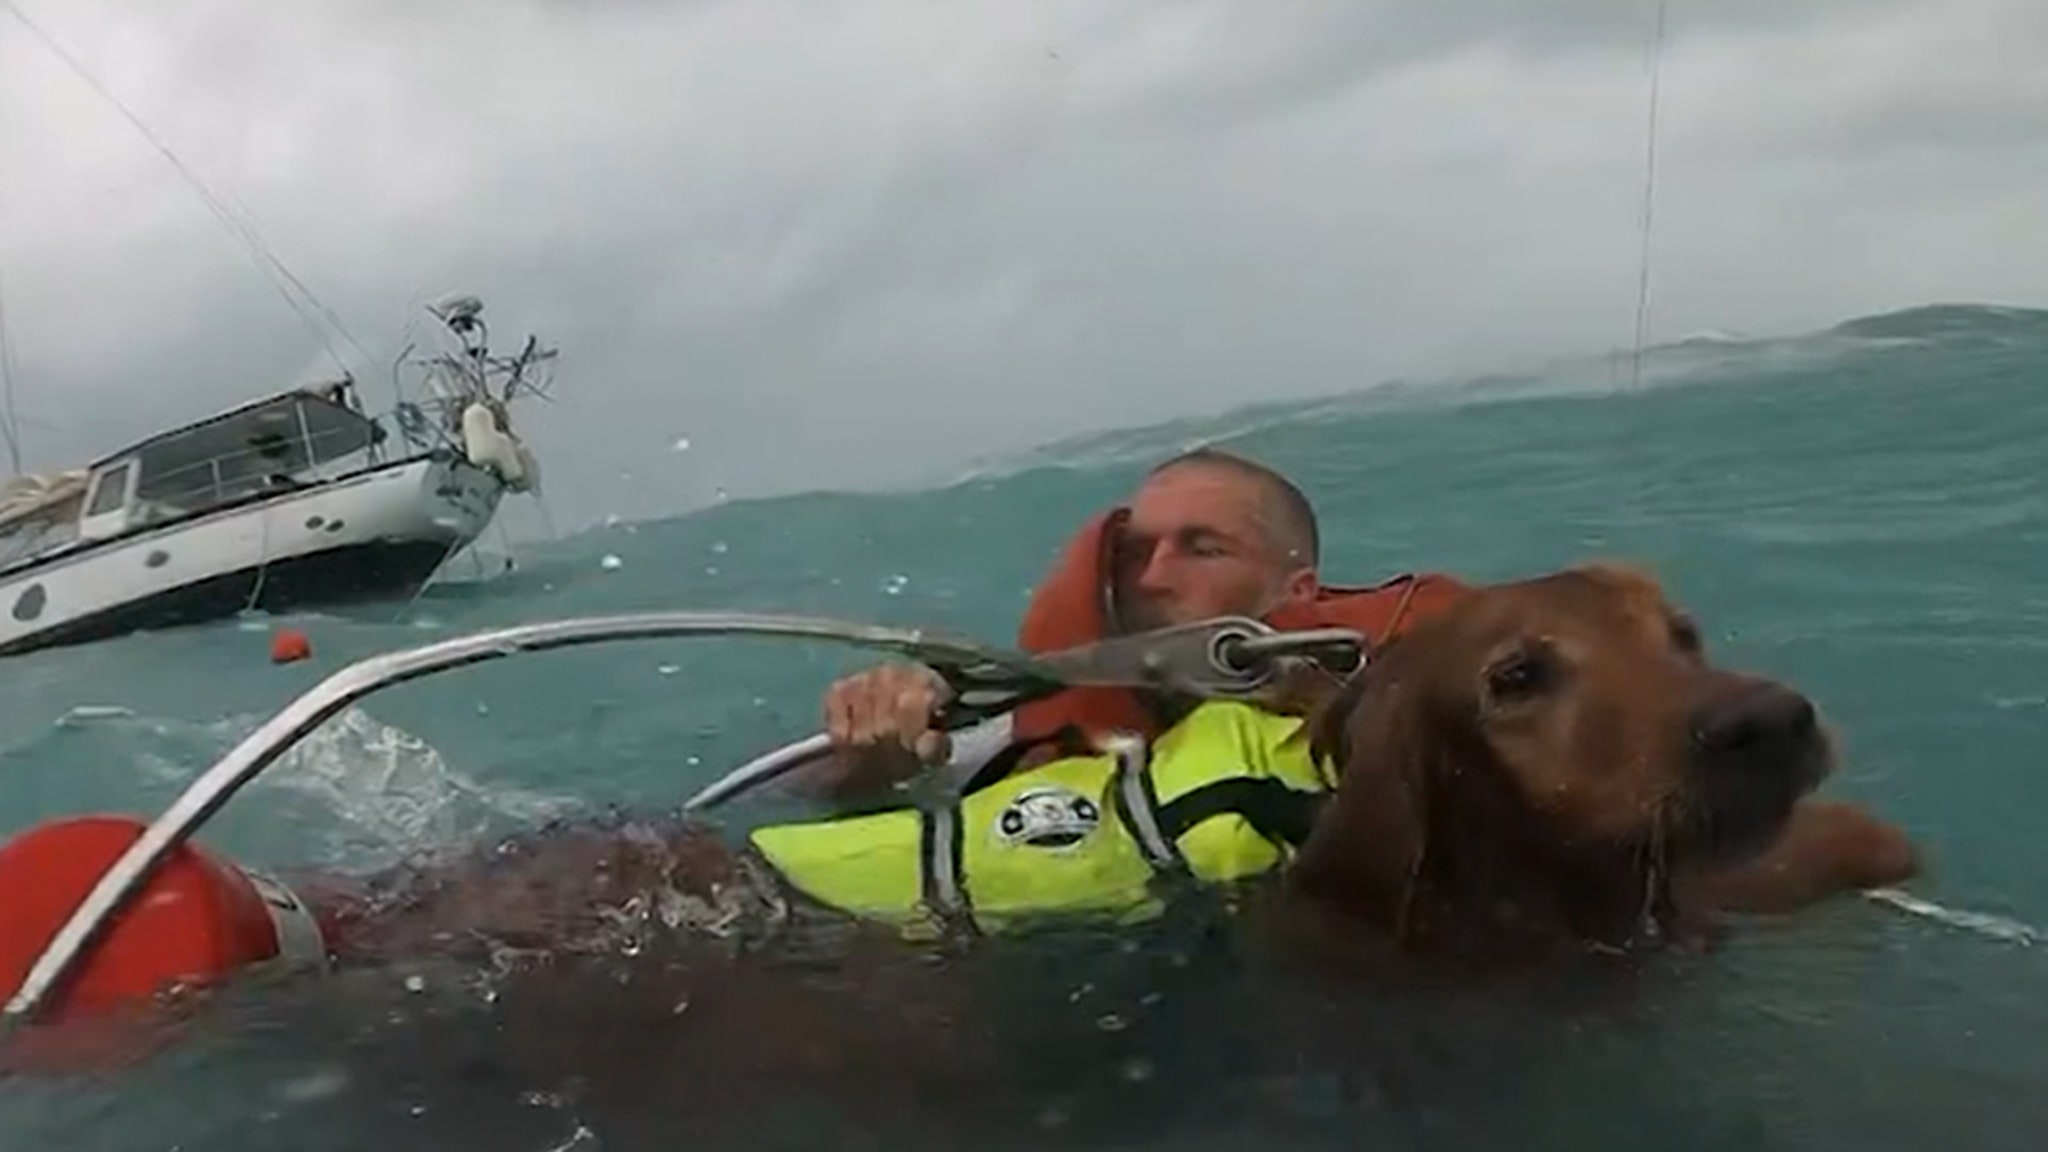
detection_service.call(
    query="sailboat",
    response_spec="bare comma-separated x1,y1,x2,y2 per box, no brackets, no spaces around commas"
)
0,295,550,657
0,5,557,658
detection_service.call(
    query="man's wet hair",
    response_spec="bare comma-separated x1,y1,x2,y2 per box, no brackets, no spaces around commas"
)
1147,446,1321,569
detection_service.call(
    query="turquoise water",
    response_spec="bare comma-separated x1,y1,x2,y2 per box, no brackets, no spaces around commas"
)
1,302,2044,1150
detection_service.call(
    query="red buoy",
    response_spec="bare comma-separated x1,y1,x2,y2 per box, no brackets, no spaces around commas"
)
270,627,312,664
0,815,331,1030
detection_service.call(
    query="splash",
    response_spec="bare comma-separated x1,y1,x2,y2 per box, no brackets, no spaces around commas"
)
260,706,580,868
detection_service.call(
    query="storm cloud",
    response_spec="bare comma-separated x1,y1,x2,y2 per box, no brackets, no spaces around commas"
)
3,0,2043,527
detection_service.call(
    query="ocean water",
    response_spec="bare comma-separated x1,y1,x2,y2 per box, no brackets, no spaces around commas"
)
1,302,2044,1150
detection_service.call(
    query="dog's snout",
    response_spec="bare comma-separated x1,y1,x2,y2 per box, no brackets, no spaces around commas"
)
1691,681,1817,759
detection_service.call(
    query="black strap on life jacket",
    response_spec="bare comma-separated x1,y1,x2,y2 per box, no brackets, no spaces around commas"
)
1154,777,1330,850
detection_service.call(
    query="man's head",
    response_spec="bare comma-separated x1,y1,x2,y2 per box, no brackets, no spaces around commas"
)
1112,447,1322,631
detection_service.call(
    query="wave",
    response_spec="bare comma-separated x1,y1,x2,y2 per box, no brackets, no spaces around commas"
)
1828,301,2048,343
519,301,2048,560
901,300,2048,492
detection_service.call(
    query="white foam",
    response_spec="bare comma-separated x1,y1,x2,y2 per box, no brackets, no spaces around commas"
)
52,704,137,727
1865,887,2041,947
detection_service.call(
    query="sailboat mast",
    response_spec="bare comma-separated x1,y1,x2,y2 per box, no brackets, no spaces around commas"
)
0,246,22,475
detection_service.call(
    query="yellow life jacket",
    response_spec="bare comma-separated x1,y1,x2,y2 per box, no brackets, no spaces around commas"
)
747,700,1334,939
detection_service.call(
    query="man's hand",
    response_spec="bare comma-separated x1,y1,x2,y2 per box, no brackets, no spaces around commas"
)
807,662,956,800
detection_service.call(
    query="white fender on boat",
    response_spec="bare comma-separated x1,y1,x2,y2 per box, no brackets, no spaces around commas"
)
460,402,530,491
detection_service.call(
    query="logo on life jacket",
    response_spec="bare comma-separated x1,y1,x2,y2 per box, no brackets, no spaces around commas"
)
994,786,1101,850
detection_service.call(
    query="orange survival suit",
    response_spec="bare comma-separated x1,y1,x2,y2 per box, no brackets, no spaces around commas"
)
995,507,1471,769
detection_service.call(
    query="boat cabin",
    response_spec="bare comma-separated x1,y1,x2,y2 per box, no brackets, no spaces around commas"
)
0,384,389,567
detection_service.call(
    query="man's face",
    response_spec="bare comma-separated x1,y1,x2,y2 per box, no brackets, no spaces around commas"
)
1112,464,1318,631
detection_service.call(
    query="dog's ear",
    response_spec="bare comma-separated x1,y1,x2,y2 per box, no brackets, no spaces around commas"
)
1306,629,1418,779
1307,664,1374,780
1292,658,1437,939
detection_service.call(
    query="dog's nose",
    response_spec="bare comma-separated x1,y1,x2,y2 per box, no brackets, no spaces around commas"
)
1692,681,1818,759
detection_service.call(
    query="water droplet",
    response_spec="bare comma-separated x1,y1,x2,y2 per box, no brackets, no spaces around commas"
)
1095,1012,1128,1033
673,996,691,1015
1120,1057,1155,1083
704,565,720,577
714,487,729,502
672,436,692,452
548,1124,601,1152
600,554,623,571
403,974,426,993
710,540,728,554
657,664,680,676
274,1066,350,1103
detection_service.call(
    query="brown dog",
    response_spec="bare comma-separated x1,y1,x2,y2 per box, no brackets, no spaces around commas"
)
1271,561,1920,966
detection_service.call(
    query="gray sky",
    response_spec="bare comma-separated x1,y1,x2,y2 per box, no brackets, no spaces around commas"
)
3,0,2043,527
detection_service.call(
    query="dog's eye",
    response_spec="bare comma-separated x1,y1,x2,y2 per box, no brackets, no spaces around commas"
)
1484,646,1556,703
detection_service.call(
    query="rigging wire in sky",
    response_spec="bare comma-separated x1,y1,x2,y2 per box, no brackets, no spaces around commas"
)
1628,0,1670,390
0,0,373,393
0,257,22,475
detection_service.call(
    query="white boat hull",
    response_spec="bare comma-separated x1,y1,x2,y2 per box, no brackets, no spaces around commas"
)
0,453,503,657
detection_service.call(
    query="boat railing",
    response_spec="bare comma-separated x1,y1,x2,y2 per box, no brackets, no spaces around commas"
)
125,424,395,522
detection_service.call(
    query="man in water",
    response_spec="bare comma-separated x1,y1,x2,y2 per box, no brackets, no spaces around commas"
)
804,446,1325,801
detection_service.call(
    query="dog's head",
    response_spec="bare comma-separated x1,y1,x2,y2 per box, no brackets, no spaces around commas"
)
1292,563,1834,945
